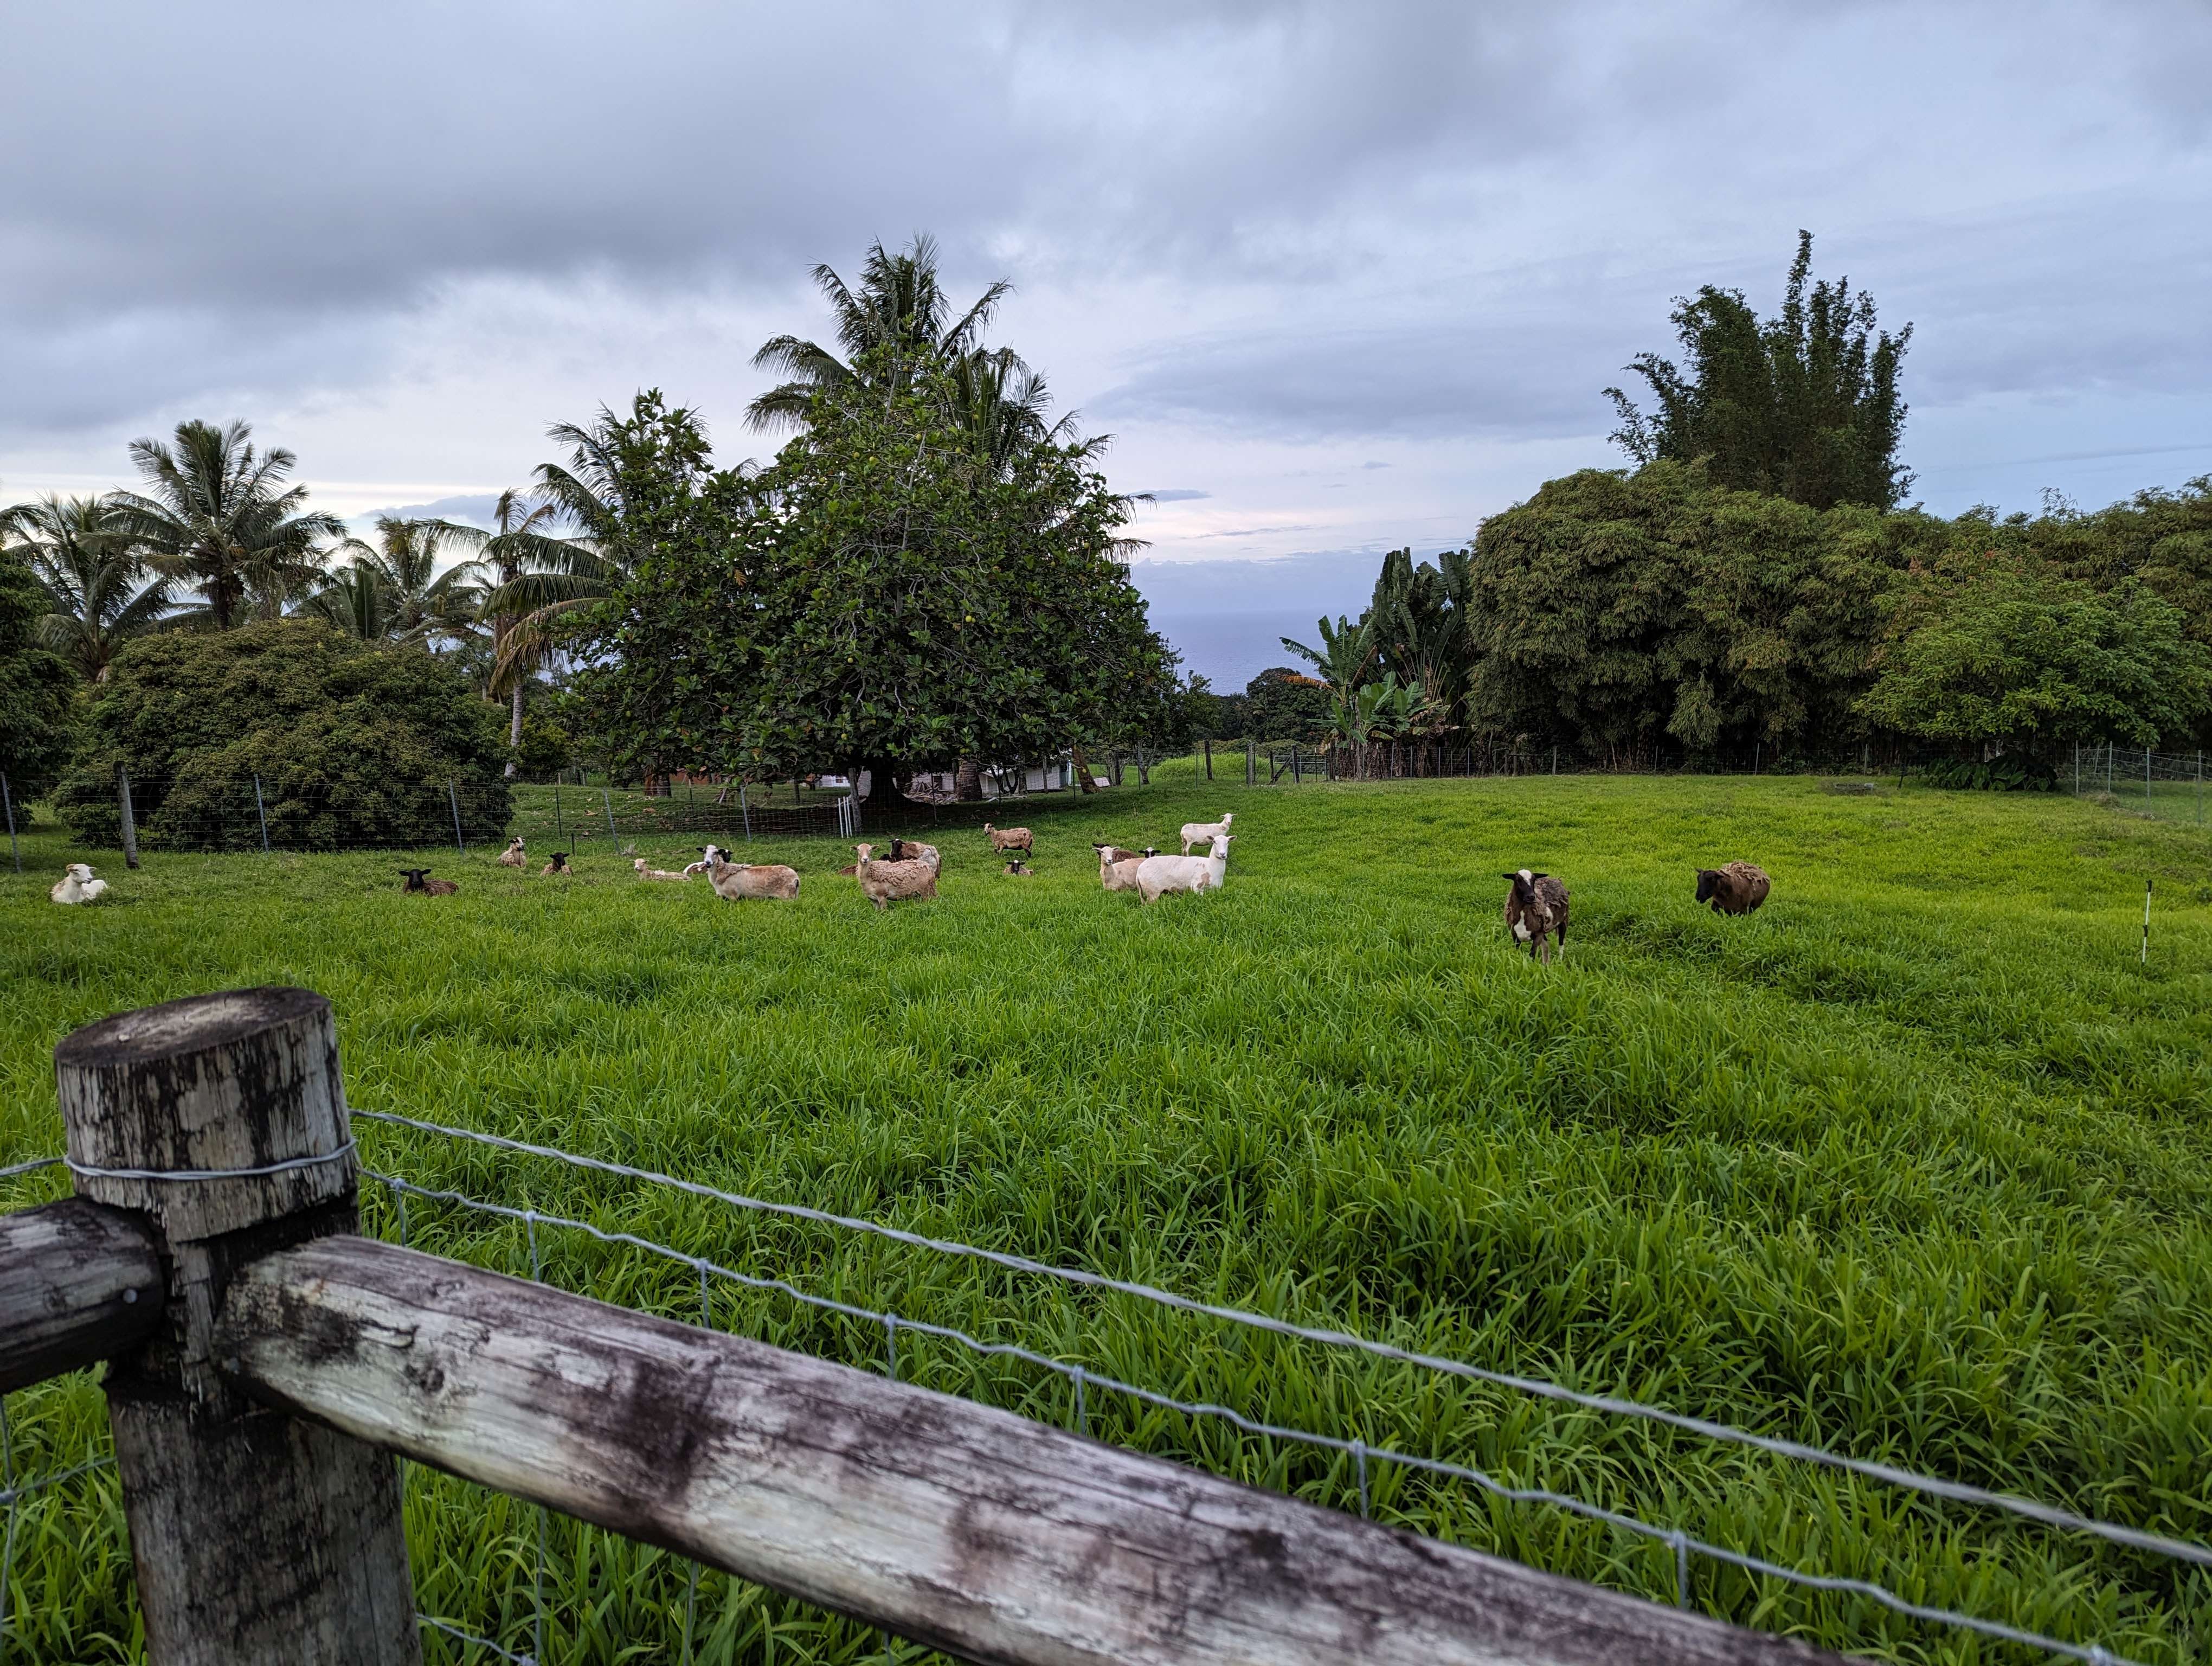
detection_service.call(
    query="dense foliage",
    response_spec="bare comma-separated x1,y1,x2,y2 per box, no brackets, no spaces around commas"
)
575,354,1169,799
0,543,78,802
1607,232,1913,511
52,620,510,849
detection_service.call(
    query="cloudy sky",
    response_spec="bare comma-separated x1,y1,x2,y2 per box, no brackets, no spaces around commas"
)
5,1,2208,685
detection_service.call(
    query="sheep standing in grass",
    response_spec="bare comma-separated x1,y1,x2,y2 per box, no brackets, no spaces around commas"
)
399,868,459,895
50,863,109,905
1136,835,1232,904
1695,862,1770,915
1096,845,1156,892
539,852,571,876
634,857,690,882
852,843,937,910
497,837,527,868
705,854,800,900
982,823,1032,857
1179,812,1233,855
1502,869,1569,964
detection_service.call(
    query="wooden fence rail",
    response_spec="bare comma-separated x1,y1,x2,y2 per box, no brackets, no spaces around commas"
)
0,987,1841,1666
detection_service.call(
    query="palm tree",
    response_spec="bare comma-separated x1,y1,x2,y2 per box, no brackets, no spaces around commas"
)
1283,614,1379,772
110,419,345,627
4,494,178,681
306,517,484,648
453,489,599,770
747,234,1012,432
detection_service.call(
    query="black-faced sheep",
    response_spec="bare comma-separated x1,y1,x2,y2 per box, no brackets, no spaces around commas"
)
1502,869,1568,964
399,868,459,895
538,852,571,876
1695,862,1770,915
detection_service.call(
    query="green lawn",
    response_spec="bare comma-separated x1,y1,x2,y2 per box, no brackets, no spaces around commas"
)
3,773,2208,1664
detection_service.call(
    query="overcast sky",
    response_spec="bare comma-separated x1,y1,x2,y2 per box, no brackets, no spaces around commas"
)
4,1,2208,685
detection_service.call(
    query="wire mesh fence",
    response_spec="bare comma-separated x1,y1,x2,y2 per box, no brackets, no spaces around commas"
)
2066,744,2209,826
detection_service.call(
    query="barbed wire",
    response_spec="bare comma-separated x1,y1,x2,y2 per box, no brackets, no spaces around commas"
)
374,1172,2153,1666
353,1108,2212,1575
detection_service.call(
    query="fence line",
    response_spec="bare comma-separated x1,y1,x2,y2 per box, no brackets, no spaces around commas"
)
371,1170,2149,1666
351,1109,2212,1576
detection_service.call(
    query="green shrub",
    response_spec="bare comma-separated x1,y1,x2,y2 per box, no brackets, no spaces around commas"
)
1922,755,2056,792
0,544,78,802
54,620,511,850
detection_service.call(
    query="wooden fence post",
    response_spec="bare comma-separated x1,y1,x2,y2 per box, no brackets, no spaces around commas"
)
55,988,421,1666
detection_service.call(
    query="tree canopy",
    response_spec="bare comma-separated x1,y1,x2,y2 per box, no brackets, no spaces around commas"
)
1607,232,1913,511
0,540,78,800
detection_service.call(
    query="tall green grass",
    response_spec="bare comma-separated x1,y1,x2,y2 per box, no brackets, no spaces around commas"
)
3,774,2208,1664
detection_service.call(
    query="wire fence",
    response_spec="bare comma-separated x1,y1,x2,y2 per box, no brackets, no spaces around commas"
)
4,1114,2209,1663
2067,744,2209,826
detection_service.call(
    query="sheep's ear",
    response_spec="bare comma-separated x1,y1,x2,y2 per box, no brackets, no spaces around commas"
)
1500,872,1517,881
1533,872,1548,879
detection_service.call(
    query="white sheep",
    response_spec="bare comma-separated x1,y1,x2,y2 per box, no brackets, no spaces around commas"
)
705,854,800,901
496,836,527,868
1136,834,1232,904
50,863,109,905
1178,811,1233,855
634,857,690,882
681,843,732,877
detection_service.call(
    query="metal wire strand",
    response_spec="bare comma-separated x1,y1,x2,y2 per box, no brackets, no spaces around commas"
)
418,1614,537,1664
353,1108,2212,1575
374,1174,2151,1666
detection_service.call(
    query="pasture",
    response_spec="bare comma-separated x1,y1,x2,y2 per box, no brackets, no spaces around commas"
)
2,774,2208,1664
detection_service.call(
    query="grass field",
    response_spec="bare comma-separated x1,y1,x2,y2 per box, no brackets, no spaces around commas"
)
3,772,2208,1664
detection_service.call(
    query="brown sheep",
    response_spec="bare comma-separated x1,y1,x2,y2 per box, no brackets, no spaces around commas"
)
982,822,1033,856
538,852,571,876
1695,862,1771,915
1091,843,1150,865
704,855,800,900
399,868,459,895
1003,860,1034,877
1501,869,1569,964
1097,844,1157,892
853,843,938,910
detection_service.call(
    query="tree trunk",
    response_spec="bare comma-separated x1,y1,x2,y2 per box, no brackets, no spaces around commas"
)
955,757,985,802
1073,747,1099,793
505,684,524,778
859,755,902,816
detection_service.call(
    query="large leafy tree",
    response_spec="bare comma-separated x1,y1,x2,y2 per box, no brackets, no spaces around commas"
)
1862,559,2212,756
110,419,344,627
4,493,177,682
0,538,79,800
578,349,1167,808
1607,232,1914,511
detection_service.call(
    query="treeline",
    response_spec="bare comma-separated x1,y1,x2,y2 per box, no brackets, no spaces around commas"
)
1206,463,2212,772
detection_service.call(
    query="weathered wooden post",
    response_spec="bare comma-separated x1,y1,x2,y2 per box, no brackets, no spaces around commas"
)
55,988,421,1665
118,762,141,869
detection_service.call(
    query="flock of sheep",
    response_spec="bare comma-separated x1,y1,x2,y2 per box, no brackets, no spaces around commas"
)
43,818,1772,959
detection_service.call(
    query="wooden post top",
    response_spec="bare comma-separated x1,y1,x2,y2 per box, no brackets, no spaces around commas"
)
56,987,355,1243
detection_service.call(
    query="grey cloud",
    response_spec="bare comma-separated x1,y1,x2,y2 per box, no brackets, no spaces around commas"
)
1136,489,1212,501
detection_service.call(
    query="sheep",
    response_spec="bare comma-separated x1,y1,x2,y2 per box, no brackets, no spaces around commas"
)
1136,834,1232,904
889,837,940,868
1501,869,1570,964
496,836,527,868
852,842,937,910
398,868,459,895
633,857,690,882
1003,860,1035,877
1178,811,1233,855
1695,861,1771,916
538,852,571,876
681,844,732,877
982,823,1033,856
704,854,800,901
1097,844,1158,892
49,863,109,905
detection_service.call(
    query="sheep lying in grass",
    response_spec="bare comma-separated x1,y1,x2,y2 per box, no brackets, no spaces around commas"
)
982,823,1032,856
1178,811,1233,855
1501,869,1569,964
497,836,527,868
634,857,690,882
1136,835,1232,904
539,852,571,876
1695,861,1770,915
852,843,937,910
834,837,937,877
705,854,799,900
1004,860,1034,877
1096,845,1157,892
50,863,108,905
682,844,731,877
398,868,459,895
